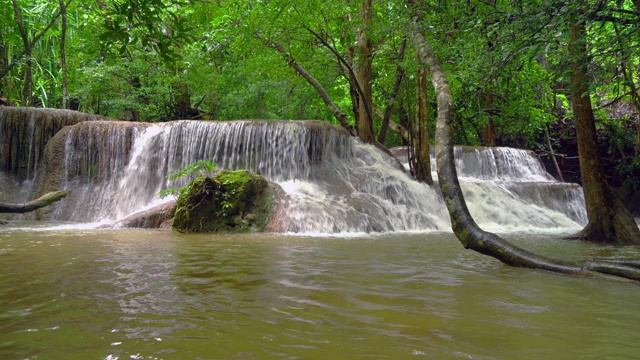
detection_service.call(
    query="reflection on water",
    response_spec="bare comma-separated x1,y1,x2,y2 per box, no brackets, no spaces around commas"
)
0,228,639,359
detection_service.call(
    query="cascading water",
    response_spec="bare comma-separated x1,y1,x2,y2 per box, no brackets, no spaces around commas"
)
32,119,586,233
449,147,587,230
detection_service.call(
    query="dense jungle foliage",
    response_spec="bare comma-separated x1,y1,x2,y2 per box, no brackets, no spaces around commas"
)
1,0,640,188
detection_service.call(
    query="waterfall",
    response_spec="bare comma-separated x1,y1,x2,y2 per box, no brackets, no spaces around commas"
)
2,117,587,233
453,147,586,228
48,121,144,221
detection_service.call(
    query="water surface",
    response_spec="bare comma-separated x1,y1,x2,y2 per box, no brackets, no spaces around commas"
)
0,227,638,359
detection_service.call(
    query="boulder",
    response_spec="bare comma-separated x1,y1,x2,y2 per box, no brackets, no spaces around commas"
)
172,170,279,233
113,201,177,229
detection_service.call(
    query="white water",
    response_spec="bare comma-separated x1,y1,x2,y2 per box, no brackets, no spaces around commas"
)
3,120,587,234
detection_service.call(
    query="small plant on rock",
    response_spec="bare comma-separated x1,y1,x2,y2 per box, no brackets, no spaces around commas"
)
158,159,217,199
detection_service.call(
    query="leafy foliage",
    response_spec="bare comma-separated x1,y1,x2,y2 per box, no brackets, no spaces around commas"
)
158,159,216,198
2,0,640,188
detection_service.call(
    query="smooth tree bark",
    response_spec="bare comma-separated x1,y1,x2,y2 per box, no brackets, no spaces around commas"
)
407,0,640,281
569,24,640,245
0,191,67,213
388,120,410,142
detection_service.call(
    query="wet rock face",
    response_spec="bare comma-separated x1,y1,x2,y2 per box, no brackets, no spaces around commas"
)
35,121,150,220
36,121,147,191
112,201,176,229
0,107,105,179
172,170,280,233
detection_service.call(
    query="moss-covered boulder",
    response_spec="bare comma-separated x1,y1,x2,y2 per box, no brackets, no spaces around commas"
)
172,170,274,233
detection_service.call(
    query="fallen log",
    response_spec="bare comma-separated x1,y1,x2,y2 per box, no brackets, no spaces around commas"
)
0,190,67,213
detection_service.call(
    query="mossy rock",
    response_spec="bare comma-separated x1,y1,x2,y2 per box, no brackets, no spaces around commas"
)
172,170,273,233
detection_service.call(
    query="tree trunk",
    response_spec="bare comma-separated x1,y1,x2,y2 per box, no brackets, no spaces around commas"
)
348,46,360,125
569,24,640,245
356,0,376,143
545,123,564,182
11,0,33,106
301,24,396,157
481,120,497,146
60,0,69,109
172,82,192,119
0,190,67,213
409,65,433,184
407,0,640,281
378,39,407,145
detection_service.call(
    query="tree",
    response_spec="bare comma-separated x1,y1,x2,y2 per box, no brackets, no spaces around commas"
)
11,0,33,105
239,0,412,158
409,63,433,184
355,0,376,143
0,190,67,214
568,21,640,245
2,1,73,106
377,38,407,145
265,38,355,135
59,0,68,109
408,0,640,281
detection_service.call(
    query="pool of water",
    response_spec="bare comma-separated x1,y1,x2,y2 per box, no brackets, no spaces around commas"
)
0,225,639,359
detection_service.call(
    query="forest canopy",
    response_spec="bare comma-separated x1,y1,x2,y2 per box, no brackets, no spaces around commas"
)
2,0,640,188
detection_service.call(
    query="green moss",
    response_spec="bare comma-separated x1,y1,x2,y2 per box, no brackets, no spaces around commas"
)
171,170,272,233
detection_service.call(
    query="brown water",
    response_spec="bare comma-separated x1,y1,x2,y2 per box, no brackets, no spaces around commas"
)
0,226,639,359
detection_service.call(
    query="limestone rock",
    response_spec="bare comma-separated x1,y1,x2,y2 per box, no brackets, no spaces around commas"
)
0,106,106,179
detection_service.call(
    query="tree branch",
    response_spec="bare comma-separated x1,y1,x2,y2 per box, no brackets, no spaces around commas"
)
0,191,67,213
302,25,374,135
259,34,355,136
388,120,410,142
378,38,407,144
